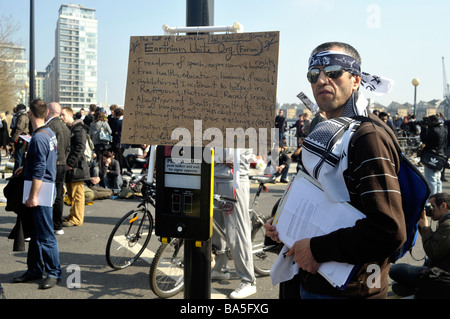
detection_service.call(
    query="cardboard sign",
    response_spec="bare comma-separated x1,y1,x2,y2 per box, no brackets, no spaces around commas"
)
122,31,279,149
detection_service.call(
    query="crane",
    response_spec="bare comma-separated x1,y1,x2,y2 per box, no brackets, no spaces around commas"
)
443,57,450,118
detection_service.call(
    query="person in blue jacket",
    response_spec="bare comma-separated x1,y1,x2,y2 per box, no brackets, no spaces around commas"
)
13,99,61,290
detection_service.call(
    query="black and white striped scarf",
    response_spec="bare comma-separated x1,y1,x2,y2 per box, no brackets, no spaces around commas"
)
302,92,369,202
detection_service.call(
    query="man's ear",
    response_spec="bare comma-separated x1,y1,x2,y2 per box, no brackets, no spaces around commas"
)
352,75,361,92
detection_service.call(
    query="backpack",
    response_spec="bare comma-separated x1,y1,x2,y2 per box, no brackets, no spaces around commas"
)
3,173,25,213
85,134,94,162
415,267,450,299
353,116,431,262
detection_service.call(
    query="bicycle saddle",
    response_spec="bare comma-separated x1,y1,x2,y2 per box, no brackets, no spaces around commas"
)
249,175,276,184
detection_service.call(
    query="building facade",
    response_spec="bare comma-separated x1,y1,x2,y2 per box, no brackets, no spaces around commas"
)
35,71,46,100
0,44,28,107
46,4,98,109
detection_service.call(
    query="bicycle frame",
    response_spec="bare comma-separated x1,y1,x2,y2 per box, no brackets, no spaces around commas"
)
212,178,271,255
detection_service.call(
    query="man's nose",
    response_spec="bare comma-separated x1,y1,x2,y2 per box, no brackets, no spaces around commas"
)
316,70,330,84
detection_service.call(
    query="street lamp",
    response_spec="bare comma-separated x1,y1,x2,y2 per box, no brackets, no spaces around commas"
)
412,78,420,116
29,0,35,103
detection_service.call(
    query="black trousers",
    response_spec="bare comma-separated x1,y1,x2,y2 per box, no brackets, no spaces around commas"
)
53,164,67,231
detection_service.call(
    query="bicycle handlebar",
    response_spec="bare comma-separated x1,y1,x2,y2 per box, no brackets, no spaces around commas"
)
123,171,155,188
213,194,237,203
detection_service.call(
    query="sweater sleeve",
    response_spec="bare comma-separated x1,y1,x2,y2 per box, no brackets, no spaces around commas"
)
421,220,450,265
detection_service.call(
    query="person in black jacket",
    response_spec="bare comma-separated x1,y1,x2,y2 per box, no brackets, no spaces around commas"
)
420,115,448,195
46,102,71,235
275,109,286,143
100,150,123,193
60,107,89,227
268,145,291,183
110,107,129,173
10,104,29,172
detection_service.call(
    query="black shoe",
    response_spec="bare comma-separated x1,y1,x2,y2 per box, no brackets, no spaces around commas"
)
39,277,60,290
13,272,42,283
391,283,415,297
280,179,289,183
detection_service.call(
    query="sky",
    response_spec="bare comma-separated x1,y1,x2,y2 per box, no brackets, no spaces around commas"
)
1,0,450,109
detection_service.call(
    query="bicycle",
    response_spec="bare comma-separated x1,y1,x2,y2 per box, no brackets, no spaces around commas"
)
105,172,156,270
149,174,279,298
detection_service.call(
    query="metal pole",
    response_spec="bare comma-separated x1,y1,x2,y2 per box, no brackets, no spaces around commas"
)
413,86,417,117
186,0,214,28
29,0,35,103
184,0,214,300
184,240,212,299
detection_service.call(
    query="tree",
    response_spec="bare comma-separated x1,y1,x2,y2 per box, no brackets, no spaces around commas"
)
0,11,21,112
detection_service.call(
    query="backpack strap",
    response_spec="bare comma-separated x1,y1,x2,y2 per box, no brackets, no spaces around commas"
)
351,115,403,156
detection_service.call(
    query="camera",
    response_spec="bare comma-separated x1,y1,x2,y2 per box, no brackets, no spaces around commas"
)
425,203,433,217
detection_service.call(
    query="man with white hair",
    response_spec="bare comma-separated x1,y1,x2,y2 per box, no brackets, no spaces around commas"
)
46,102,71,235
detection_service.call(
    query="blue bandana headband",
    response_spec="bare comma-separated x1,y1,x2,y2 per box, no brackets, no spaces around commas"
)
308,50,394,96
308,50,361,76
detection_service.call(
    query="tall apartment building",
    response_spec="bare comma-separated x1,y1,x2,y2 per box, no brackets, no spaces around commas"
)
0,44,28,106
35,71,46,100
45,4,98,109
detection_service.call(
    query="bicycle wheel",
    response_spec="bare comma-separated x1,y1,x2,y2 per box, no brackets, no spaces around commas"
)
251,212,277,276
149,238,185,298
106,208,153,269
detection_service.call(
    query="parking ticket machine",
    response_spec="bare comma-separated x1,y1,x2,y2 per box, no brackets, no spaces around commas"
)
155,145,214,241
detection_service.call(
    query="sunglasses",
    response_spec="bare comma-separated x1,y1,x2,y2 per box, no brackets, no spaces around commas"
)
307,65,349,83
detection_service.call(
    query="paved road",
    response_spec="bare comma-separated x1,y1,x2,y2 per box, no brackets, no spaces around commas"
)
0,167,284,300
0,161,446,302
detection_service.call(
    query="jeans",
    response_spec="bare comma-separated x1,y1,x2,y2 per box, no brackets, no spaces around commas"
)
27,205,61,279
13,141,26,172
300,285,346,299
273,164,290,181
424,166,442,195
103,174,123,192
389,263,427,288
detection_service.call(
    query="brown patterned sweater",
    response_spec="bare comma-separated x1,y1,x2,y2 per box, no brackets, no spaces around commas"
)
300,114,407,298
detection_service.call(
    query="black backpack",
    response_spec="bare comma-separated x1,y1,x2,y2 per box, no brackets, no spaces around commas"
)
415,267,450,299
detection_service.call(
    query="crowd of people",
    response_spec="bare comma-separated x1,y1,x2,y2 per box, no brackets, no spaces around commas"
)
0,102,154,291
6,103,151,230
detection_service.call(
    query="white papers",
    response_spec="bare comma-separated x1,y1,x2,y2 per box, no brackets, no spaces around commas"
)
271,171,365,289
19,135,31,143
22,180,55,207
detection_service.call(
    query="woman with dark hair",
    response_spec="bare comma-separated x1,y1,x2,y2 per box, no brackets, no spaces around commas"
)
100,150,123,193
110,108,129,173
89,110,112,166
0,113,10,160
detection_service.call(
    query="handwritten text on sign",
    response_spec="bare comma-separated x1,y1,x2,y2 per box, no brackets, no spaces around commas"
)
121,31,279,147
